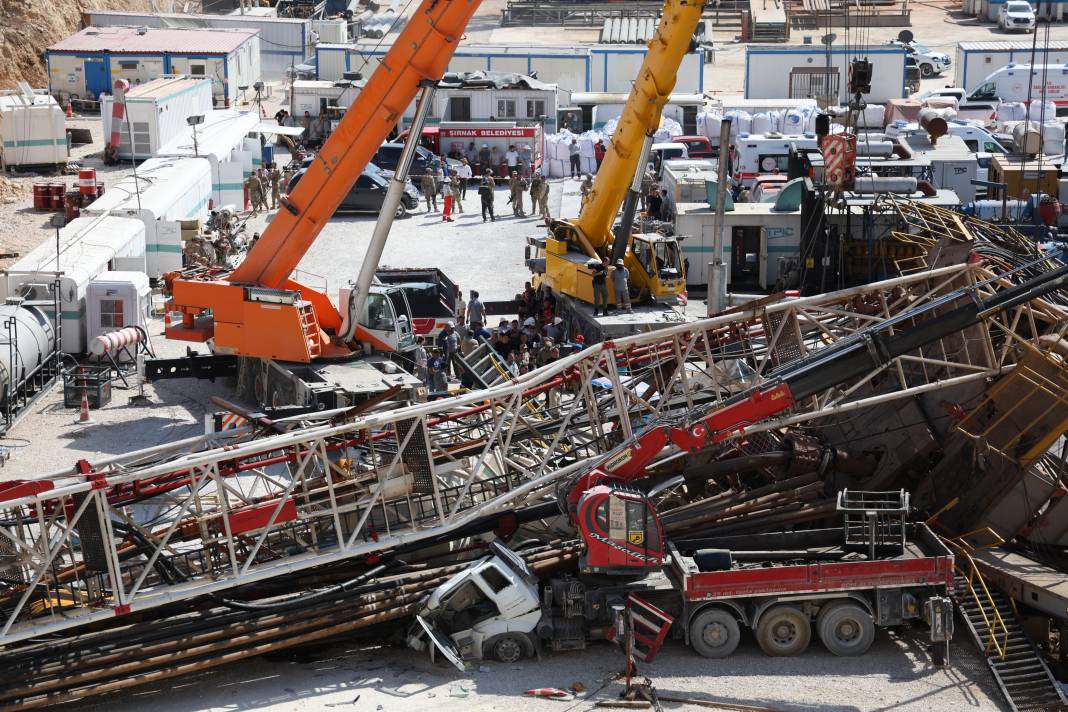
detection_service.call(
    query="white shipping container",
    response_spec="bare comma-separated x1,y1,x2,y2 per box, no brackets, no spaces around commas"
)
745,45,907,104
101,77,214,160
311,18,348,44
83,157,212,277
0,216,146,353
0,87,68,167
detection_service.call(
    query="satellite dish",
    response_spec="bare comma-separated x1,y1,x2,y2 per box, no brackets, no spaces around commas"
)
897,30,914,44
821,33,837,45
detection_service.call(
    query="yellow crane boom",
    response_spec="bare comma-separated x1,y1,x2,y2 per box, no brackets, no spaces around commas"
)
572,0,704,251
536,0,703,308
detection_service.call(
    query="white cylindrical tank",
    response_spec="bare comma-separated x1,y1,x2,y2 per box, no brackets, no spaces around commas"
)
0,305,54,401
852,176,919,194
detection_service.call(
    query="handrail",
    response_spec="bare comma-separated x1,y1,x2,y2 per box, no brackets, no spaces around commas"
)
943,534,1010,659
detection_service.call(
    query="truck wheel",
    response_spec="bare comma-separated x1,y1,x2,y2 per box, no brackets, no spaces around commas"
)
488,635,525,664
689,608,740,658
756,606,810,657
920,63,934,78
817,603,875,657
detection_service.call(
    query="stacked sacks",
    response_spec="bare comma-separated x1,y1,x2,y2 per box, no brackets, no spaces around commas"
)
697,111,722,142
1042,121,1065,155
723,110,752,140
652,116,683,143
996,101,1027,125
1028,100,1058,123
857,104,886,129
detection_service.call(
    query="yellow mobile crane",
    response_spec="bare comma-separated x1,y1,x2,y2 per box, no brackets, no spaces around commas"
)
530,0,703,329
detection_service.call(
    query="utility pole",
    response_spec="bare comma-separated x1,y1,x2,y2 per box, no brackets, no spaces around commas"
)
707,118,731,316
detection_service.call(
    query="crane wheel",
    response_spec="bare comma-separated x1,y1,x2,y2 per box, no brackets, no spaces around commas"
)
689,608,741,658
817,602,875,657
756,605,810,657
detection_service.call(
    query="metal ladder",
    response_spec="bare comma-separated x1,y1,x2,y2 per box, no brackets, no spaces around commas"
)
955,573,1067,711
455,339,508,388
297,302,321,359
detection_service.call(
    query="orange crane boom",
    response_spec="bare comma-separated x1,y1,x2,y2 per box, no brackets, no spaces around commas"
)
167,0,482,363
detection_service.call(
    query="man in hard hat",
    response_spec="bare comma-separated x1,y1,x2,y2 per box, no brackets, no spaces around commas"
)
589,257,609,317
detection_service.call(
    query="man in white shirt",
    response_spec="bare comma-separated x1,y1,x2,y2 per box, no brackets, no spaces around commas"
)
456,158,473,200
505,144,520,172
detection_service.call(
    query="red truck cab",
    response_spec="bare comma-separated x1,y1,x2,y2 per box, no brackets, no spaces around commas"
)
674,135,715,159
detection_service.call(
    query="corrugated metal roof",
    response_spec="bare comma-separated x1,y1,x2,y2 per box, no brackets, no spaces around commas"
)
48,26,257,55
125,76,212,101
958,41,1068,51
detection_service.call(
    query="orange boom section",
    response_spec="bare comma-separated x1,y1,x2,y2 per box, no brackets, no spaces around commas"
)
167,0,482,363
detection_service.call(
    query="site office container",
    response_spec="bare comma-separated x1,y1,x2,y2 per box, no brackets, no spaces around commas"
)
82,157,212,278
157,110,261,211
101,76,214,160
744,45,908,104
569,92,704,132
676,202,802,290
899,134,979,203
83,10,307,81
86,271,152,350
0,88,68,167
954,42,1068,92
0,215,146,353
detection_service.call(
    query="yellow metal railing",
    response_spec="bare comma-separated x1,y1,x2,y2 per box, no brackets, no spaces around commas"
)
939,527,1012,660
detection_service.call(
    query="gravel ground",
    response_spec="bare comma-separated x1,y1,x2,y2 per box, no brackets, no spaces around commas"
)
77,630,1007,712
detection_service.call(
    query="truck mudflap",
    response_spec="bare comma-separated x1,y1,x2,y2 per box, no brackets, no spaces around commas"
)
925,596,954,667
412,614,466,672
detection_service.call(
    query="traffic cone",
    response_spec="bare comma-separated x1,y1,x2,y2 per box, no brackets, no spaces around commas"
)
74,369,93,424
65,102,73,119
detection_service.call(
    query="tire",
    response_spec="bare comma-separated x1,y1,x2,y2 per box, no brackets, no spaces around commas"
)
919,63,934,78
394,203,408,219
817,602,875,657
689,608,741,659
755,606,811,657
488,634,525,664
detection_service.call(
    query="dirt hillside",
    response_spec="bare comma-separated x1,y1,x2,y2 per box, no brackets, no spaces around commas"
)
0,0,157,89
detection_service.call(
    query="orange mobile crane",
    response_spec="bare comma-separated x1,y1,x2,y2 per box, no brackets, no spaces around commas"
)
164,0,482,367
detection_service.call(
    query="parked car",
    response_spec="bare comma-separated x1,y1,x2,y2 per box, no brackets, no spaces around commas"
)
373,142,462,183
286,167,419,218
888,39,951,78
998,1,1036,32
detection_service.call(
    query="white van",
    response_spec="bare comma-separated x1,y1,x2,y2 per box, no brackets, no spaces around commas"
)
651,142,689,178
732,134,819,187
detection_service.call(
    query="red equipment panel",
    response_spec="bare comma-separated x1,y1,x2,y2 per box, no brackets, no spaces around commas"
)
226,498,298,535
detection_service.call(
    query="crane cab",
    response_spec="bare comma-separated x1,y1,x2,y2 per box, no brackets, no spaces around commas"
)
629,234,685,300
340,283,416,354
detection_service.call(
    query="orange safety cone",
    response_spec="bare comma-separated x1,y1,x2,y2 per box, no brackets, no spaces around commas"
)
74,369,94,424
65,102,73,119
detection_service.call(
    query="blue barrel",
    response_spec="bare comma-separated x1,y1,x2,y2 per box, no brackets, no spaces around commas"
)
261,143,275,167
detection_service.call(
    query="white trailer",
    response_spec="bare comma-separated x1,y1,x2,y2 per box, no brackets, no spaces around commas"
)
101,76,214,160
676,201,802,290
954,42,1068,92
744,45,907,104
157,110,262,210
0,85,68,168
82,157,213,278
0,215,146,353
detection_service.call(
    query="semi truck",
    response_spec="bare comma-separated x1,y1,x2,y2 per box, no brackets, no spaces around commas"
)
410,491,956,665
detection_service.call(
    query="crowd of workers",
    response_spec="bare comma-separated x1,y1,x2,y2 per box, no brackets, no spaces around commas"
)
411,283,585,393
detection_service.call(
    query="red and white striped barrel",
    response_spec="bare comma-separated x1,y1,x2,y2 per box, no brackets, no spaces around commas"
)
78,168,97,196
89,326,144,357
109,79,131,150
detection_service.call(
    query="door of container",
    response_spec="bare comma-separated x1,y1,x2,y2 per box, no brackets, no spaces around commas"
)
85,59,109,100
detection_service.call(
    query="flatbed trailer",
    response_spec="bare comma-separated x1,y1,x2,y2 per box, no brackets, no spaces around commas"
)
668,523,955,660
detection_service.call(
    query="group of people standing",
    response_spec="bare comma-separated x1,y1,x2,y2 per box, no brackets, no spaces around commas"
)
244,164,285,215
423,164,552,224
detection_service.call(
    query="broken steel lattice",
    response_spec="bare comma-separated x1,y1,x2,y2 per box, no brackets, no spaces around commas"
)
0,261,1065,647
